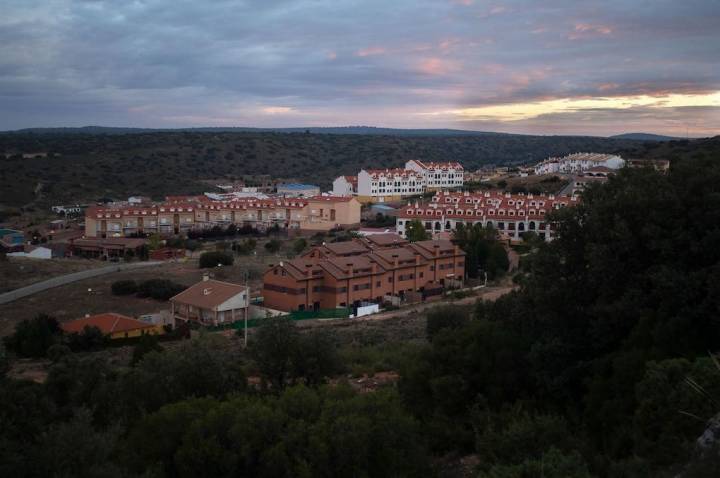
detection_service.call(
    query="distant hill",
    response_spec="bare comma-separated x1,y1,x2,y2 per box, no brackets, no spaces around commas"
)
0,130,662,208
2,125,505,137
610,133,682,141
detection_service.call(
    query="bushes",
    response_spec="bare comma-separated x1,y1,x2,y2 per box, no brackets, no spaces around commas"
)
66,326,109,352
199,251,234,268
136,279,186,301
425,305,472,341
111,280,137,296
264,239,282,253
231,239,256,255
3,314,62,358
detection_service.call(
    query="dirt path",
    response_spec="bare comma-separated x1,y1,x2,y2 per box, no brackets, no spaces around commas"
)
0,261,164,305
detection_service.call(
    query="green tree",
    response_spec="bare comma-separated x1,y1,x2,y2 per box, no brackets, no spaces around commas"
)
3,314,62,358
111,279,137,295
66,325,108,352
264,238,283,253
292,237,308,255
250,318,299,391
405,219,429,242
199,250,234,268
130,333,164,367
148,233,162,250
425,304,471,341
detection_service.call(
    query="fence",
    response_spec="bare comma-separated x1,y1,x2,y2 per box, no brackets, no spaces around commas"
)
205,307,351,332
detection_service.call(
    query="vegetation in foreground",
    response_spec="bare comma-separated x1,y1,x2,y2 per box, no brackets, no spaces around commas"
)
2,142,720,476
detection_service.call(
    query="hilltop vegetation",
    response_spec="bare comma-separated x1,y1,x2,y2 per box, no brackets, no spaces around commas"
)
0,131,641,207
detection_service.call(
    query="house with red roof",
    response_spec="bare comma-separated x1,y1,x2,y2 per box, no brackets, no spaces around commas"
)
61,313,163,339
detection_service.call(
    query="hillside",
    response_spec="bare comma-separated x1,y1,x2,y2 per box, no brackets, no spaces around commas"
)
0,131,644,208
610,132,683,141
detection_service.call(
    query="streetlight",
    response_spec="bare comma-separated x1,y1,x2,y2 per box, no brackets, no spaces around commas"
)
241,269,250,348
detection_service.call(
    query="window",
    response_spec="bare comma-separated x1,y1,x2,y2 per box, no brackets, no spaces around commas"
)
388,277,393,283
419,272,424,278
376,281,381,287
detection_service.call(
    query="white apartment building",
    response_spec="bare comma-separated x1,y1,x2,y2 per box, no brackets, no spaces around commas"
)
332,175,357,196
334,161,464,203
356,168,425,202
534,153,625,175
405,160,464,189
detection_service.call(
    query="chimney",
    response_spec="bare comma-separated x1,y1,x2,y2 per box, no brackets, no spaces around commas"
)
433,244,440,257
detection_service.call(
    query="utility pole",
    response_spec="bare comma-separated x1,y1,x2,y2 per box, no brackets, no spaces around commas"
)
243,269,249,348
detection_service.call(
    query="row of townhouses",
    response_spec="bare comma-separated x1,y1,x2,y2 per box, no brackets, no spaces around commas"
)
534,152,625,175
396,190,579,242
262,234,465,312
84,195,361,238
333,160,464,202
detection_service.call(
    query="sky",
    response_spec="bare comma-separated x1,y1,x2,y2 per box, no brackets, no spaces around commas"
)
1,0,719,136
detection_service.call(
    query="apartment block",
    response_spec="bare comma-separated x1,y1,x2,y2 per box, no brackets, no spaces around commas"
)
534,153,625,175
262,236,465,312
334,161,464,203
84,195,361,238
397,190,579,242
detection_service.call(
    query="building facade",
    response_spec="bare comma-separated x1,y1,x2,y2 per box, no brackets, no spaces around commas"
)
84,195,361,238
534,153,625,175
170,278,249,326
396,190,579,242
276,183,321,198
356,168,425,202
335,161,464,202
405,160,464,190
332,176,358,196
262,237,465,312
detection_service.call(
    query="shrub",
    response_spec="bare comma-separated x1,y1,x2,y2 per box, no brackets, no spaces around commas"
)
199,251,234,268
136,279,186,301
111,280,137,296
264,239,282,253
66,326,109,352
426,305,471,341
3,314,62,358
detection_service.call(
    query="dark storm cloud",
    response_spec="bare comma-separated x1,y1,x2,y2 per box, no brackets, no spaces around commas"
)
0,0,718,135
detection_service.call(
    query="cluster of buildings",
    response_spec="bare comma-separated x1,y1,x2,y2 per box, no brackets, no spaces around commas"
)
333,160,464,202
533,153,625,175
396,190,578,242
83,194,361,238
262,234,465,312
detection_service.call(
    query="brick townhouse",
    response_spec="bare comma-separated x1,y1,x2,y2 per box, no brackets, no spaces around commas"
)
84,195,360,238
262,235,465,312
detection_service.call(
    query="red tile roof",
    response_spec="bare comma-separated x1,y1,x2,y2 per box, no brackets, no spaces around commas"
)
170,279,247,309
61,313,155,334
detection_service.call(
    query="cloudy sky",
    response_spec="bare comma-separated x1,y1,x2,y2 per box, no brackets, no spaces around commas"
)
2,0,719,136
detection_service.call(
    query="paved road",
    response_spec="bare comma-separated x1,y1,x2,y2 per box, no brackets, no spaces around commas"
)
0,261,164,305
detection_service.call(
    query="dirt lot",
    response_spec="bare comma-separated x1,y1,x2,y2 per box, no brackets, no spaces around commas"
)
0,254,276,337
0,257,105,292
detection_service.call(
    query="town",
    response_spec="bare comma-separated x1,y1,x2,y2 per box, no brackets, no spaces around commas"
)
0,150,667,336
2,0,719,472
